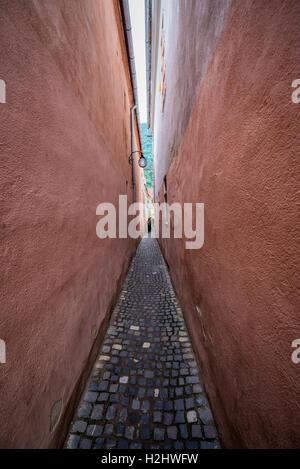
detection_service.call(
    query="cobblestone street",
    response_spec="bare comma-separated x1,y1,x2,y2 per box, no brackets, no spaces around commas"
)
65,237,220,449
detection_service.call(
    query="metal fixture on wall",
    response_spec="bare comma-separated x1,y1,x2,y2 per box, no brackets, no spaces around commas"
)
138,154,148,169
129,150,148,168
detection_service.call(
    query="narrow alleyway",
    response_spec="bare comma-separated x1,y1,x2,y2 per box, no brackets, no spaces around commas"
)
65,237,220,450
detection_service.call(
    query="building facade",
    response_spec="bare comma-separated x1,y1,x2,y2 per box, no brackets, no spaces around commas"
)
0,0,144,448
147,0,300,448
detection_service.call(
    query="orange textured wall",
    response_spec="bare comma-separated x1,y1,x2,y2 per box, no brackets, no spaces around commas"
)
157,0,300,448
0,0,141,448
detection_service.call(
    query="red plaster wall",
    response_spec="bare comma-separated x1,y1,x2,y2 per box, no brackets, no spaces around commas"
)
152,0,232,197
157,0,300,448
0,0,141,448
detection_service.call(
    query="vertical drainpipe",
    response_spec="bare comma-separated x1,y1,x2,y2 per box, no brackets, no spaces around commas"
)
120,0,142,203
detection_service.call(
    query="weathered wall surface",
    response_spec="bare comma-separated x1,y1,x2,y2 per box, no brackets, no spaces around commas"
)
154,0,300,448
151,0,232,197
0,0,141,448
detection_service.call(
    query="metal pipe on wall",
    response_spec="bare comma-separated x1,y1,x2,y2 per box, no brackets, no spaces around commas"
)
119,0,142,202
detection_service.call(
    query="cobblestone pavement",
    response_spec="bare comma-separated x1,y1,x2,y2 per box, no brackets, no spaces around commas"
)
65,236,220,449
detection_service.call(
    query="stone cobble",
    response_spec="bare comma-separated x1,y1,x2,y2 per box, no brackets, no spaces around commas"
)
65,237,220,449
